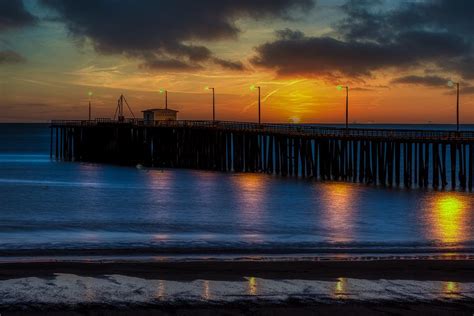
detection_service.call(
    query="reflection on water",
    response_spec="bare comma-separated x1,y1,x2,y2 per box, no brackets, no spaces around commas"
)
248,277,258,296
157,280,165,299
426,194,469,244
233,175,267,242
83,277,95,303
153,234,169,242
4,124,474,255
202,280,211,300
233,174,266,217
442,281,461,299
333,277,348,299
320,184,358,243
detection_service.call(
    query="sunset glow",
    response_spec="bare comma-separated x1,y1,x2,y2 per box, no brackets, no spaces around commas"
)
1,1,473,123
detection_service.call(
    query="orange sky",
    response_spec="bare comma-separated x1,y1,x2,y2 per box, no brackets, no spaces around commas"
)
1,0,473,124
3,68,472,124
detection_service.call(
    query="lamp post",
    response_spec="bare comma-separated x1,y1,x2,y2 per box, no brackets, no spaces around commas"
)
88,91,93,121
251,85,261,124
448,81,460,132
338,85,349,130
206,87,216,122
160,88,168,109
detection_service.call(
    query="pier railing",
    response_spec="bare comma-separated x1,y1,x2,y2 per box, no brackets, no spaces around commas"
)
50,119,474,190
51,119,474,142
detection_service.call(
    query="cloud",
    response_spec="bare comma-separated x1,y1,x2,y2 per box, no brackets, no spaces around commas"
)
0,0,36,31
39,0,313,71
139,56,202,71
0,50,26,64
212,58,245,71
251,29,468,77
461,86,474,94
252,0,474,80
391,75,450,87
0,1,36,64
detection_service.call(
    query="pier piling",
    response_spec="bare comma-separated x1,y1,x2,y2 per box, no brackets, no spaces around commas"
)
50,120,474,191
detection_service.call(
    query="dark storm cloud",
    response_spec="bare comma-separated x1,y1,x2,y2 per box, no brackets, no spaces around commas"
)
0,0,36,31
0,50,26,64
252,29,469,77
39,0,313,71
252,0,474,79
442,56,474,80
338,0,474,43
391,75,449,87
0,1,36,65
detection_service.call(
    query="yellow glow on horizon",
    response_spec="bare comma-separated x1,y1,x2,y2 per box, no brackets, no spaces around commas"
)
4,61,474,123
289,116,301,123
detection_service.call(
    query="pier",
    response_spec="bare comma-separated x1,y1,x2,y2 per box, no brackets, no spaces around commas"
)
50,120,474,191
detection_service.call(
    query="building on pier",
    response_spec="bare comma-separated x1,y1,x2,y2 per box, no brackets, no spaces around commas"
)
143,108,178,124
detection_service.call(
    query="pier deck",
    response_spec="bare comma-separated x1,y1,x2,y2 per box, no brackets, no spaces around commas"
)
51,120,474,191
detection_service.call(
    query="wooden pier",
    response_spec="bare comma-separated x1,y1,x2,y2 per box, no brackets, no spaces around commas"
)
50,120,474,191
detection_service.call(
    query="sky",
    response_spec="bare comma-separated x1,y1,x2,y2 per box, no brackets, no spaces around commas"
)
1,0,474,124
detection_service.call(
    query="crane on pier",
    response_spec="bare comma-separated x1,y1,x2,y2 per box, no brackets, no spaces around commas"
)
114,94,136,122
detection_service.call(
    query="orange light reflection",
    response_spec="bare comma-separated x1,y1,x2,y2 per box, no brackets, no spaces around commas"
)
248,277,258,296
232,174,267,243
441,281,461,299
202,280,211,300
320,184,358,243
426,195,469,244
333,277,348,299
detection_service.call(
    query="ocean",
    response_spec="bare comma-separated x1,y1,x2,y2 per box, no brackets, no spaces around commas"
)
0,123,473,260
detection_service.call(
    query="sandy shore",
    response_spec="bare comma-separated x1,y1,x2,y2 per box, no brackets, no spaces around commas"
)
1,259,474,315
1,258,474,281
2,302,474,316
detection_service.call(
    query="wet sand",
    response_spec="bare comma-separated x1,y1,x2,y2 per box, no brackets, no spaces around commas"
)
2,302,474,316
1,258,474,281
0,259,474,315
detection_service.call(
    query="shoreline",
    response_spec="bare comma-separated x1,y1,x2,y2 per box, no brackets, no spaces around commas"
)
1,258,474,281
1,260,474,315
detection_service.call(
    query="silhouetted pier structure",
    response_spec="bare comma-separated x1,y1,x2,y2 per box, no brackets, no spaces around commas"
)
51,120,474,191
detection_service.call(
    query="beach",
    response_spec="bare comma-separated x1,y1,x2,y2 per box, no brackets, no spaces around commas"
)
1,259,474,315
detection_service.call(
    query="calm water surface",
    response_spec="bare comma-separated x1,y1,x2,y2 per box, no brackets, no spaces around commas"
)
0,124,473,256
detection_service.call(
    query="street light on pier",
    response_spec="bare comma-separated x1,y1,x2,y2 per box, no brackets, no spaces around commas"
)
205,86,216,122
87,91,93,121
337,85,349,130
159,88,168,109
448,80,460,132
250,85,261,124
